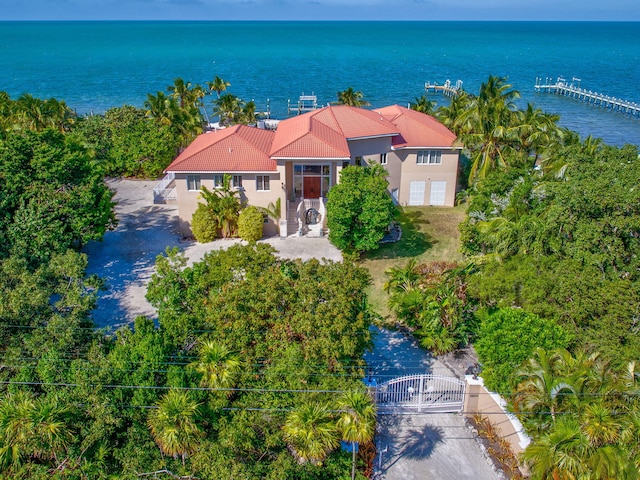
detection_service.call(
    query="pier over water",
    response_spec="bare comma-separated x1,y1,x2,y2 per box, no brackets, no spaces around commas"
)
425,79,463,98
535,77,640,117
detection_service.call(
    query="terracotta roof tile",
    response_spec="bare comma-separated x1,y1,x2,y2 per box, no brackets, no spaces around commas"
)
165,125,276,172
375,104,458,148
270,105,398,158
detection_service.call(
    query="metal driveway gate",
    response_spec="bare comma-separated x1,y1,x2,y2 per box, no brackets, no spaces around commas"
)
373,374,465,414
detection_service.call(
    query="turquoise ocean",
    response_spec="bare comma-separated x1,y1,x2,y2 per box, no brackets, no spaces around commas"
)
1,21,639,146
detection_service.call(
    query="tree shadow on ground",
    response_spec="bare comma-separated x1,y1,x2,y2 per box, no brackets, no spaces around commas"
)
377,415,445,472
364,209,434,261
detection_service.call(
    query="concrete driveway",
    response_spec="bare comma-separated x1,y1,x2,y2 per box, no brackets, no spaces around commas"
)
365,327,501,480
85,179,500,480
84,178,342,328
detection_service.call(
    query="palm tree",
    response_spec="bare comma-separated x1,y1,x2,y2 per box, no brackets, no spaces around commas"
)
282,402,339,465
336,389,377,480
207,76,231,123
0,392,74,471
513,348,576,427
207,75,231,99
336,87,370,107
189,340,242,395
214,93,242,126
515,103,562,167
383,258,421,294
144,91,180,126
522,416,591,480
455,76,521,183
258,198,281,233
147,390,203,464
410,95,436,115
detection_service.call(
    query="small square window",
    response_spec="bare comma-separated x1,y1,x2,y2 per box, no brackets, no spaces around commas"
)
256,175,270,191
263,213,269,224
232,175,243,189
186,175,201,191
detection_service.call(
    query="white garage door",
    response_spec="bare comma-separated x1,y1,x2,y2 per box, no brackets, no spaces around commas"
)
408,181,425,206
429,181,447,206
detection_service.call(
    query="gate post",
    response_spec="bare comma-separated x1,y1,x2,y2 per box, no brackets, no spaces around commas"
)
418,375,425,413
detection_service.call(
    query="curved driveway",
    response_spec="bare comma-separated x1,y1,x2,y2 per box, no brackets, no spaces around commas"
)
84,179,500,479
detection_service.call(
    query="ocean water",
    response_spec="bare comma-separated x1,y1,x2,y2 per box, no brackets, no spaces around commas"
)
1,21,639,146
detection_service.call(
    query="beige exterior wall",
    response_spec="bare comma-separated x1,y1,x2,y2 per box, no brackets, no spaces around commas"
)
347,136,394,158
174,171,281,238
390,149,460,207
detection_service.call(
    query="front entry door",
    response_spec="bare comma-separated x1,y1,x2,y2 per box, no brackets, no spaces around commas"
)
303,177,321,198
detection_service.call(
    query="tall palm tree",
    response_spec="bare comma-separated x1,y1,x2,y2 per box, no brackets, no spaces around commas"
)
282,402,339,465
144,91,180,126
336,87,370,107
207,75,231,99
189,339,242,395
515,103,562,167
207,76,231,123
456,76,521,183
213,93,242,126
336,389,377,480
147,390,203,464
410,95,436,115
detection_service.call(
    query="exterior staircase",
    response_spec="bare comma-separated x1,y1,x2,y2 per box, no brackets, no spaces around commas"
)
153,173,177,204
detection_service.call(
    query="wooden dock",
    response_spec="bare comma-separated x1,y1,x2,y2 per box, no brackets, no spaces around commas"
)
534,77,640,117
425,79,463,98
288,93,318,115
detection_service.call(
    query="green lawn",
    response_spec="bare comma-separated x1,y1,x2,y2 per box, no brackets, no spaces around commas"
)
360,205,467,319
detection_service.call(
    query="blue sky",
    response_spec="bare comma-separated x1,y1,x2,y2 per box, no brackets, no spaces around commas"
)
3,0,639,21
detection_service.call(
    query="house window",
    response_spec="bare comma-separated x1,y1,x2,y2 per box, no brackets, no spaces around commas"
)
355,156,363,166
256,175,270,191
380,153,387,165
232,175,243,189
417,150,442,165
213,174,224,188
186,174,201,191
263,213,269,224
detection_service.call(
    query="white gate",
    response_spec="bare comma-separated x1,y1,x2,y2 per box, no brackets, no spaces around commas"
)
373,374,465,414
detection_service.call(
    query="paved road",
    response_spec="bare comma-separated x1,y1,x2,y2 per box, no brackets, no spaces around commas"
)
365,327,501,480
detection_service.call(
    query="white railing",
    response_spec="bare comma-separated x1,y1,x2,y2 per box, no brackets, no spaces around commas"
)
153,172,176,203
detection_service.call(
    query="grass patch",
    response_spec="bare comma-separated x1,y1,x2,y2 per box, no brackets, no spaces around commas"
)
360,205,467,318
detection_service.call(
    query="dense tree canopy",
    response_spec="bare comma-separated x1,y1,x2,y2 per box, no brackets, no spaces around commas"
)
0,129,116,265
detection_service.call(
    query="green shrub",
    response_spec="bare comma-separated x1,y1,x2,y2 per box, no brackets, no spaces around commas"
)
474,307,571,394
238,206,263,243
191,204,218,243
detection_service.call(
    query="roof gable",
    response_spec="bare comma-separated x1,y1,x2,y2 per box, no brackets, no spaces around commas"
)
375,105,457,149
270,105,399,158
165,125,276,172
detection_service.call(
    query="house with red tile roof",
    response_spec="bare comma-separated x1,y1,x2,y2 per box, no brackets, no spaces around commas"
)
157,104,461,238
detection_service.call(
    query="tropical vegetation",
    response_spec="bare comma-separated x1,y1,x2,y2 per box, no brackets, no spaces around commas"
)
2,72,639,478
